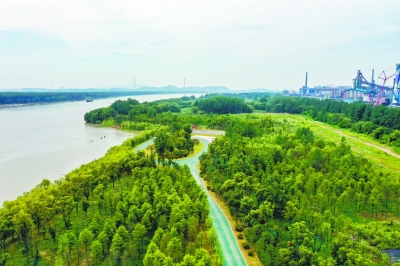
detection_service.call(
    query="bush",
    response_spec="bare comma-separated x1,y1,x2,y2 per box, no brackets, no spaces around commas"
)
242,242,250,250
237,233,244,240
247,250,254,256
235,223,244,232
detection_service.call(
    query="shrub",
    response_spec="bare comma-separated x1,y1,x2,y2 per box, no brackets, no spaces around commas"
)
235,223,244,232
242,242,250,250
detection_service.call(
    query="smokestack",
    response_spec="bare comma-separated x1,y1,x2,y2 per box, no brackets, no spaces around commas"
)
305,72,308,88
395,64,400,90
372,69,375,85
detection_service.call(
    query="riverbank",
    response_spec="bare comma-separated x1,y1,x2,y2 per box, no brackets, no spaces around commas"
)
1,129,224,265
0,94,186,205
0,91,204,108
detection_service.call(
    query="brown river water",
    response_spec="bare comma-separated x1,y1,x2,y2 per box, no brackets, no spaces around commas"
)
0,94,191,204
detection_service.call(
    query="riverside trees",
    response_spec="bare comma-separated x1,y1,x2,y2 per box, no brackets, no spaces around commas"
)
84,95,253,127
0,91,149,105
0,130,221,265
6,94,400,265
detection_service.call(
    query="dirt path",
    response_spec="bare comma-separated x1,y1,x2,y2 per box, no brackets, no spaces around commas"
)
333,130,400,159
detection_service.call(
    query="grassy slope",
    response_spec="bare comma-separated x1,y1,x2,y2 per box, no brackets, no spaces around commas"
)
265,113,400,173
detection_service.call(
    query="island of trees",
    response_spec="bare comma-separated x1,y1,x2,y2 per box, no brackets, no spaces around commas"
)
0,129,221,265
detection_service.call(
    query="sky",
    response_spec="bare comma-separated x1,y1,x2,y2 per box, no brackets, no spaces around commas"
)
0,0,399,90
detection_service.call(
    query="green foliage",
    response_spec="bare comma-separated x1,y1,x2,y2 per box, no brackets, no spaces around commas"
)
199,115,400,265
154,124,194,160
84,107,117,124
0,131,220,265
197,96,252,114
191,106,200,114
264,95,400,148
0,91,150,105
121,121,158,131
84,97,185,125
102,118,117,127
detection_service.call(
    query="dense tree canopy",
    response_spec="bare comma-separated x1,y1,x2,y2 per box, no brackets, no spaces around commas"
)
0,130,221,265
0,91,171,105
5,93,400,265
196,96,252,114
153,124,194,160
84,97,188,124
199,115,400,265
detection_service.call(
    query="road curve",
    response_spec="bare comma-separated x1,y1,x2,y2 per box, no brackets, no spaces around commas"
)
135,136,247,266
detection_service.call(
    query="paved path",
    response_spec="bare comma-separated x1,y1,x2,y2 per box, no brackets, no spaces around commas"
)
135,136,247,266
192,129,225,136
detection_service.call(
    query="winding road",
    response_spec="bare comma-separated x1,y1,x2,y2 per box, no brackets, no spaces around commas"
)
134,136,247,266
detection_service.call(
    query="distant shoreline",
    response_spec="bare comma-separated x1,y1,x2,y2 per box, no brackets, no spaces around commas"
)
0,91,197,109
0,90,274,109
0,102,60,109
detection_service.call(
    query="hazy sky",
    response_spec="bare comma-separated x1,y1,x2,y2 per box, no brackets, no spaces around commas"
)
1,0,399,90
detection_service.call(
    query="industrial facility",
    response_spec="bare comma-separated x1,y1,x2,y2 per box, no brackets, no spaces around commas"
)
283,63,400,106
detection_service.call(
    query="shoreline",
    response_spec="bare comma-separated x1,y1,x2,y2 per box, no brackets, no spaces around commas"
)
0,101,68,109
0,91,204,109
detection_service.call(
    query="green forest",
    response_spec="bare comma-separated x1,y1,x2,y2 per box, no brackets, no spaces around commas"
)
199,115,400,265
0,91,184,105
257,95,400,149
0,129,221,265
2,94,400,265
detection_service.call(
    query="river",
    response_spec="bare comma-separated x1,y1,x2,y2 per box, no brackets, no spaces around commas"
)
0,94,191,204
